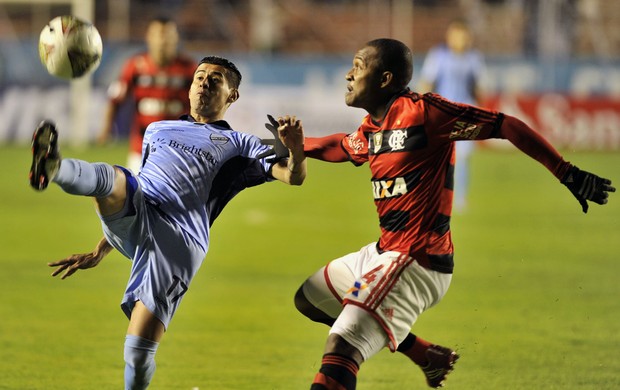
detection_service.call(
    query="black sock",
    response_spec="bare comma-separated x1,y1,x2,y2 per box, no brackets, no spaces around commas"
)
311,353,359,390
396,333,416,353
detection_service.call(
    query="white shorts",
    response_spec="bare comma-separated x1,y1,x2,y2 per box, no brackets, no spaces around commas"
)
302,243,451,359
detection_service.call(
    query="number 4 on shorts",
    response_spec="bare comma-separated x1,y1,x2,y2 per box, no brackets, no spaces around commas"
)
362,265,384,285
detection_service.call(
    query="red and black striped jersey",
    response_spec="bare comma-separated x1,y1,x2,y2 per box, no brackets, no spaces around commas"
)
340,91,504,273
112,53,196,154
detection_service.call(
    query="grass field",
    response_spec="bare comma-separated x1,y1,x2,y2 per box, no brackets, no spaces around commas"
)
0,143,618,389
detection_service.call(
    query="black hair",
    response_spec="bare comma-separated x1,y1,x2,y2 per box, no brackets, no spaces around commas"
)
199,56,242,88
365,38,413,90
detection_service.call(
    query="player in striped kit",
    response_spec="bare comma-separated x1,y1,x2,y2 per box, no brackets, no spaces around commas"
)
30,56,306,389
295,39,614,389
98,17,197,173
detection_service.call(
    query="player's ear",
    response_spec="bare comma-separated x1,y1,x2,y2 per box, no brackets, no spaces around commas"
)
380,71,394,89
227,88,239,104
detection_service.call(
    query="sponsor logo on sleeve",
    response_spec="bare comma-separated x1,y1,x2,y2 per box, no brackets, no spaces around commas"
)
449,121,481,140
346,132,365,154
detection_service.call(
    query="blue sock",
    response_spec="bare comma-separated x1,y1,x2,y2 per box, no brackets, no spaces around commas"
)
124,335,159,390
52,159,115,197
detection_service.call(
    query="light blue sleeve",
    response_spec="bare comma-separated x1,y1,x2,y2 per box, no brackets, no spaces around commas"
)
234,131,277,176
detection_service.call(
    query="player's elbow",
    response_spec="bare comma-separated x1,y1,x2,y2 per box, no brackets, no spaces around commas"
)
288,171,306,186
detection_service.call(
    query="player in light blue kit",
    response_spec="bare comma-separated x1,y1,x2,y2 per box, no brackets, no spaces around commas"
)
29,56,306,389
419,19,485,212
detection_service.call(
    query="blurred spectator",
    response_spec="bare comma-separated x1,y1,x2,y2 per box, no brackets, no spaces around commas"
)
98,17,196,172
419,19,486,212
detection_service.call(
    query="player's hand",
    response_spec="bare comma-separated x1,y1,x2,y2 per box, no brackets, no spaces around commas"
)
259,114,289,162
260,114,304,161
275,115,304,152
48,251,105,279
48,237,114,280
561,164,615,213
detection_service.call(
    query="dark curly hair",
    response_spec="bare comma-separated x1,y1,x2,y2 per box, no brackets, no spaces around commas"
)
199,56,242,88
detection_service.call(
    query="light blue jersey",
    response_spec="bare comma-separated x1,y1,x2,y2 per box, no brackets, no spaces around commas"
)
101,116,275,328
139,117,273,252
419,45,484,105
420,44,486,212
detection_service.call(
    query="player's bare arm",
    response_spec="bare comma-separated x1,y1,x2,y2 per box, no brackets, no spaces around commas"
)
270,115,307,185
48,237,113,279
304,133,351,162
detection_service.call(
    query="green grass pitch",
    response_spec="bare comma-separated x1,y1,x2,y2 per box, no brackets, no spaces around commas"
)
0,143,618,389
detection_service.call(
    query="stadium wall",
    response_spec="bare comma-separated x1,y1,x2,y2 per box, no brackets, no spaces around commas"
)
1,42,619,150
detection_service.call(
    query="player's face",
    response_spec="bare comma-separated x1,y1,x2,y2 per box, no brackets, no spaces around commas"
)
446,24,471,53
345,46,384,112
189,63,239,122
146,21,179,65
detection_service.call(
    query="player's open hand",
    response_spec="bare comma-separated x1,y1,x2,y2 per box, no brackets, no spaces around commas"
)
275,115,304,152
48,251,105,279
48,238,112,279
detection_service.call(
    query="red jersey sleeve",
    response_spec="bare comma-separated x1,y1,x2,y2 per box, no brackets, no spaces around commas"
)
341,126,369,165
498,115,570,179
423,93,570,180
304,133,350,162
422,93,504,143
304,125,370,165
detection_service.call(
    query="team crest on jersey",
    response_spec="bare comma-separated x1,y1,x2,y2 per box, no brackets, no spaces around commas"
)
388,129,407,151
450,121,481,140
210,134,230,145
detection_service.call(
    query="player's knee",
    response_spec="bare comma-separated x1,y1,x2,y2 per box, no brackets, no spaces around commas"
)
294,286,336,326
294,285,312,315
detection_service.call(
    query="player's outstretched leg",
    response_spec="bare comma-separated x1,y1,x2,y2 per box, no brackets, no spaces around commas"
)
30,120,61,191
397,335,459,388
29,120,117,198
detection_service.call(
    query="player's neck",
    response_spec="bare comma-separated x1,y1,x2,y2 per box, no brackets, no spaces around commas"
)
192,113,225,124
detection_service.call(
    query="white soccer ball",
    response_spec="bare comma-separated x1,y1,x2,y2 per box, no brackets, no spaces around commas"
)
38,15,103,79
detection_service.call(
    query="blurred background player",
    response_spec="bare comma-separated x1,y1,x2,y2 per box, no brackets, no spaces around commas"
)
98,16,196,172
419,19,486,212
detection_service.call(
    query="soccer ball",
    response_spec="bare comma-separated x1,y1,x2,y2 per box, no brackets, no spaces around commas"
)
38,15,103,79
